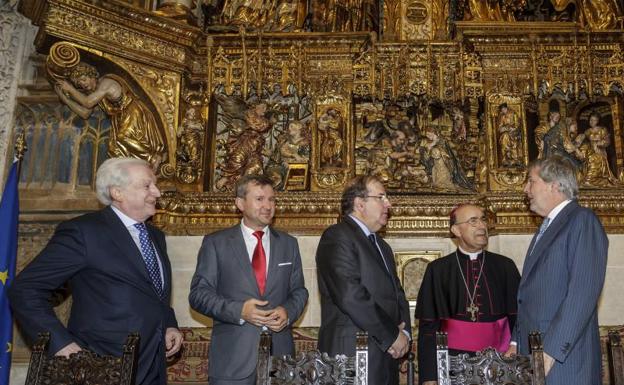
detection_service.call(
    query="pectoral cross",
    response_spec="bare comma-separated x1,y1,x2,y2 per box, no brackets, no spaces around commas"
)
467,302,479,322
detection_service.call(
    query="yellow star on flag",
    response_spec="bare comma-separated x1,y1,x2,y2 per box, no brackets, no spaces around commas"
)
0,270,8,286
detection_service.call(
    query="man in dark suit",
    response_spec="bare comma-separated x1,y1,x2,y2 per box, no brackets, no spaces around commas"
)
316,175,411,385
9,157,182,385
517,156,607,385
189,174,308,385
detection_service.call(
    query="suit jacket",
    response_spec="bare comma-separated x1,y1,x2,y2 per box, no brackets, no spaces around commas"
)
515,201,607,385
188,224,308,381
316,216,411,385
9,206,178,385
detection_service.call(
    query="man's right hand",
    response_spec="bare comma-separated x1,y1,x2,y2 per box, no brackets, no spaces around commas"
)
55,342,82,357
241,298,272,327
387,322,409,359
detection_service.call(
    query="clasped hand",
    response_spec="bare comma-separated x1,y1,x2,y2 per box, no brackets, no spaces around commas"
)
241,298,288,332
387,321,410,359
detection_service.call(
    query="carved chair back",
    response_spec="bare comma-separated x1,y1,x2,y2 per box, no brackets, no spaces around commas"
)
436,331,545,385
25,332,140,385
609,329,624,385
256,331,368,385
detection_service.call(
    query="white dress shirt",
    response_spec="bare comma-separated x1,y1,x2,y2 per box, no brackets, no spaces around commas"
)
240,220,271,273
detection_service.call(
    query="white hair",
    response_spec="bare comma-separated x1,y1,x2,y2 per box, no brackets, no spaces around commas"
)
95,157,151,205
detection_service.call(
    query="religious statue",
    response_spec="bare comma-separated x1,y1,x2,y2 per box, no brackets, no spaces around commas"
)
419,127,473,191
576,112,619,187
496,103,523,168
318,108,344,167
217,0,307,31
176,108,204,183
266,120,311,188
215,100,273,191
451,106,467,141
550,0,622,30
464,0,515,21
542,111,581,168
310,0,379,32
53,62,166,170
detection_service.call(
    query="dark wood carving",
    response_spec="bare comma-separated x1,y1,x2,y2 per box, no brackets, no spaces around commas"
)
256,331,368,385
609,329,624,385
25,332,140,385
436,331,545,385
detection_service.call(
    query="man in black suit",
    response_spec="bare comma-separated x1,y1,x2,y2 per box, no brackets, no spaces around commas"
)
316,175,411,385
9,157,182,385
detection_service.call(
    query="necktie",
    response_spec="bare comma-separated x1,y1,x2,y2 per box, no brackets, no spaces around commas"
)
252,230,267,295
133,223,163,297
530,217,551,254
368,233,389,272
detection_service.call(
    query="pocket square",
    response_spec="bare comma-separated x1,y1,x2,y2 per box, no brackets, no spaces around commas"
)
278,262,292,267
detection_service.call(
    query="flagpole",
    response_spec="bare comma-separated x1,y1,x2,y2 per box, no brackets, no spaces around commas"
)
14,131,27,179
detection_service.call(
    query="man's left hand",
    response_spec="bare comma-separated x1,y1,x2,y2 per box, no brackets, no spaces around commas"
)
265,306,288,332
165,327,183,357
544,352,555,376
503,344,517,357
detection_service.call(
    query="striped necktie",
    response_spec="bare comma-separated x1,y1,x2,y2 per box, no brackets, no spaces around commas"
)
530,217,551,255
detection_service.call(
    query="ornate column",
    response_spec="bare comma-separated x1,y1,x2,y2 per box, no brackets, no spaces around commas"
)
0,3,33,193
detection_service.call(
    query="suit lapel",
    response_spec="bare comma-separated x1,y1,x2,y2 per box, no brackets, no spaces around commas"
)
264,228,281,295
228,226,261,296
344,216,393,278
148,225,171,299
522,201,578,280
100,207,156,297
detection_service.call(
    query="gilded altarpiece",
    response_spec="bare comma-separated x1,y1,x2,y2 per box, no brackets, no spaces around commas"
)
9,0,624,376
10,0,624,239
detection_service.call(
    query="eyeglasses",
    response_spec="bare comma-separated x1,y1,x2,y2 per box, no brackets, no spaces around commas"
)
364,194,390,203
454,216,488,227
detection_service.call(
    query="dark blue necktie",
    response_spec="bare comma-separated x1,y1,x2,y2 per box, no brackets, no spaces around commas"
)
368,233,389,272
134,223,163,297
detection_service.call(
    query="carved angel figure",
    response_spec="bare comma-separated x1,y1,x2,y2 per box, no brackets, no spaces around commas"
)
54,62,166,169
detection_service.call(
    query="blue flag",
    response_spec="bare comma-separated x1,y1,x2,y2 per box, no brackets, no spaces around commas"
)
0,161,19,383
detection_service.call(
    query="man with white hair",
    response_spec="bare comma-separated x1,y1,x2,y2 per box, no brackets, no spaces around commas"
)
10,157,182,385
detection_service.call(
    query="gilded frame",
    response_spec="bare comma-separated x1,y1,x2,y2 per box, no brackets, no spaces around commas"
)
394,250,443,313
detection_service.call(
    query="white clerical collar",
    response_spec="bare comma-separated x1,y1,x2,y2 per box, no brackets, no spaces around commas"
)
545,199,572,225
458,246,482,261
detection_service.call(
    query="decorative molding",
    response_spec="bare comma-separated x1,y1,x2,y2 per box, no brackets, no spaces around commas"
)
0,4,29,190
45,4,188,69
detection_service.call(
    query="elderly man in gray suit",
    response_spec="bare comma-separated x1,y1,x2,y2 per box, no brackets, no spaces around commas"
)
517,156,607,385
189,175,308,385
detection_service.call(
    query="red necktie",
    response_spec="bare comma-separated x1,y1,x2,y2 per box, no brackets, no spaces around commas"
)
252,230,267,295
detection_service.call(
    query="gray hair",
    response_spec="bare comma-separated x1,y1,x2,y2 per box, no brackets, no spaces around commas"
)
235,174,274,198
529,156,578,199
95,157,151,205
